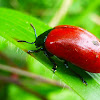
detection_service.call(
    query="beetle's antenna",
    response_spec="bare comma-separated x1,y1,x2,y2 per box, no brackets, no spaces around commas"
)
30,23,37,39
17,40,35,44
17,24,37,44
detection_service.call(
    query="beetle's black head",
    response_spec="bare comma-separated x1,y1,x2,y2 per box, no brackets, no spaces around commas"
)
35,29,53,48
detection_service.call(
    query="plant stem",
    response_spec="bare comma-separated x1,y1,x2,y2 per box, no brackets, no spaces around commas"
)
0,64,70,89
0,75,47,100
49,0,73,27
91,14,100,25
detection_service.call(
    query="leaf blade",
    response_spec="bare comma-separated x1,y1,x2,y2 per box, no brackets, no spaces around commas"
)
0,8,100,100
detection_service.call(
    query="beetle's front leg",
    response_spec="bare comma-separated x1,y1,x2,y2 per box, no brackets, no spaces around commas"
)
44,51,57,73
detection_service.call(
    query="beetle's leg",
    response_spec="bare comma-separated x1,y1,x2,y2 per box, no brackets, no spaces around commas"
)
17,40,35,44
64,61,87,85
28,49,57,73
64,61,69,68
44,51,57,73
27,48,43,53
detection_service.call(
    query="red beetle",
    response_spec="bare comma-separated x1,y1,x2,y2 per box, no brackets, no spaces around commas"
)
18,24,100,85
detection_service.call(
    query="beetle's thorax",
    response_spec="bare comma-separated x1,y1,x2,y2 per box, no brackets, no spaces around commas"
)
35,29,53,48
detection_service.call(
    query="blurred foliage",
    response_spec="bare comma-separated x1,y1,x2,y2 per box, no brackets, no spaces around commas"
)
0,0,100,100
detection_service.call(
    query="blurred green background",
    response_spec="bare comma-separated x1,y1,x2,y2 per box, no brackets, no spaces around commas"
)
0,0,100,100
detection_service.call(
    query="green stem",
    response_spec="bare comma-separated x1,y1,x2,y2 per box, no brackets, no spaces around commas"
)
49,0,73,27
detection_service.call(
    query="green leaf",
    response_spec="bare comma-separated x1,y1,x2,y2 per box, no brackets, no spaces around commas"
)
0,8,100,100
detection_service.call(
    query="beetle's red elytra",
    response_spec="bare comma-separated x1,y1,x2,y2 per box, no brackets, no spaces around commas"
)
18,24,100,85
45,25,100,73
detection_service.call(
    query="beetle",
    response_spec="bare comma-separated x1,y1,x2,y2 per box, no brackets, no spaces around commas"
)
18,24,100,85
